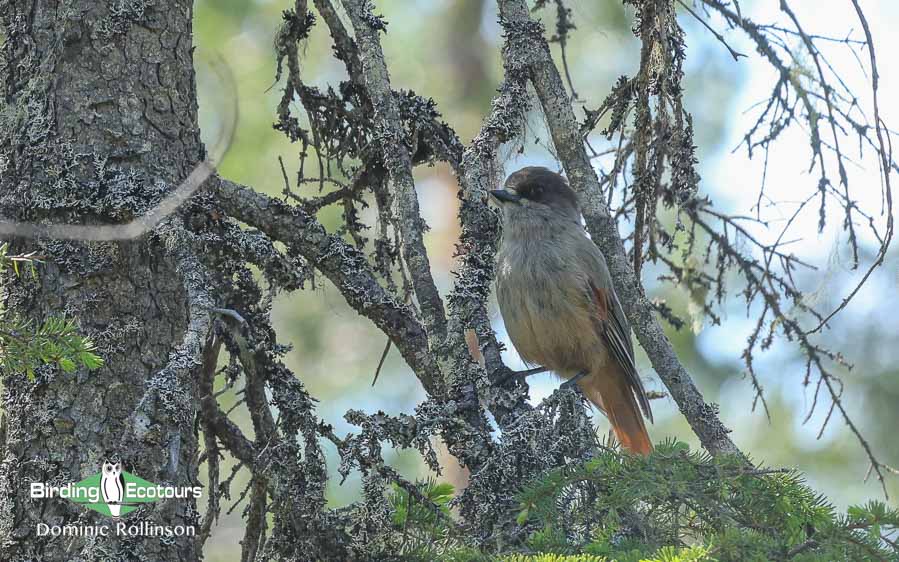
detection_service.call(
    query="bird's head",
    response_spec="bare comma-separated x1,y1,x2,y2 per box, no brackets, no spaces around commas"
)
490,166,580,224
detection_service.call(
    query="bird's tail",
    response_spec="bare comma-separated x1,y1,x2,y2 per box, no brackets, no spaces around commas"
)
578,368,652,456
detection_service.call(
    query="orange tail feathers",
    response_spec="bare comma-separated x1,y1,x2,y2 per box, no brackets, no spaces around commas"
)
577,369,652,456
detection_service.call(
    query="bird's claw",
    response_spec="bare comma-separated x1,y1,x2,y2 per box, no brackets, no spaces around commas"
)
495,366,547,387
559,370,589,391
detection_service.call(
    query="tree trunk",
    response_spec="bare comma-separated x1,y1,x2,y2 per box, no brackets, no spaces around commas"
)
0,1,204,559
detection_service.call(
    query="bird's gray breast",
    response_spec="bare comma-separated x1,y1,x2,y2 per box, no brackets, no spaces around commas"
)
495,231,602,373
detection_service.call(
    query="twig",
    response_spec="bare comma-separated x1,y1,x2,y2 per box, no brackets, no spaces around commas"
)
676,0,746,61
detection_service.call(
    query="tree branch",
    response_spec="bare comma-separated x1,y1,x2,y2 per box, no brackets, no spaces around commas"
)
216,177,444,395
340,0,448,343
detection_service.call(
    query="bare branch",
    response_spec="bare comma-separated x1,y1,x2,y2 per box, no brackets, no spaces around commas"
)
808,0,894,334
445,10,535,426
216,177,444,395
341,0,448,342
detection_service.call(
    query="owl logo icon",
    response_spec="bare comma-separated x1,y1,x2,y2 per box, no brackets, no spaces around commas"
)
100,461,125,518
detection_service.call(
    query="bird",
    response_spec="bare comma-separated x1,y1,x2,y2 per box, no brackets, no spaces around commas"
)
491,166,653,455
100,460,125,517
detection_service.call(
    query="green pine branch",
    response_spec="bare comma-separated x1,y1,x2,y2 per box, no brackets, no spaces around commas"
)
510,440,898,561
0,243,103,379
376,441,898,561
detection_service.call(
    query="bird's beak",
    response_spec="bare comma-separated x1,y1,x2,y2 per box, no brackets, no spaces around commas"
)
489,189,520,204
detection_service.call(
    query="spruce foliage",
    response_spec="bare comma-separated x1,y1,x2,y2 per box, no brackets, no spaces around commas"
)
0,243,103,378
384,441,898,561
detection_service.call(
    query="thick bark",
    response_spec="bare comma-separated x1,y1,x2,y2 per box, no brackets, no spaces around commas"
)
0,1,205,560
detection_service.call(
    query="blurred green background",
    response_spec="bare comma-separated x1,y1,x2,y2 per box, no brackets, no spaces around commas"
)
192,1,899,558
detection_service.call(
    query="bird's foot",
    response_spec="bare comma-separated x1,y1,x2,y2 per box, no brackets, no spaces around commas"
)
559,370,589,391
495,366,547,387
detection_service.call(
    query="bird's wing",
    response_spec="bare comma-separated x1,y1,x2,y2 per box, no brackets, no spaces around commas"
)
588,280,652,421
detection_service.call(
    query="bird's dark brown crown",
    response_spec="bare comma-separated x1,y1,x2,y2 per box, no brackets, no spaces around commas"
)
505,166,579,212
